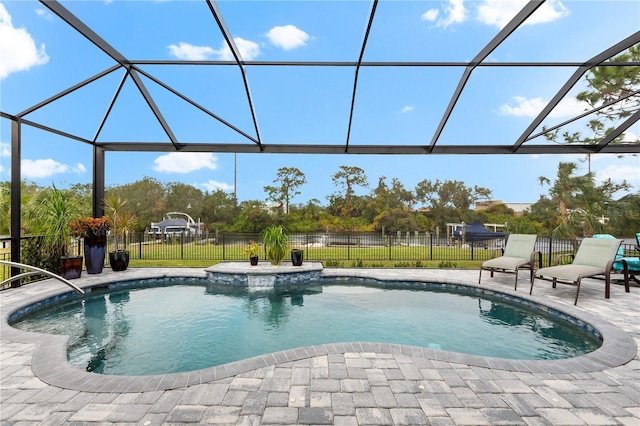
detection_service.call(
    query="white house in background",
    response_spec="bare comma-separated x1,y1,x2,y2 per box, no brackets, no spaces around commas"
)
475,201,534,216
150,212,204,236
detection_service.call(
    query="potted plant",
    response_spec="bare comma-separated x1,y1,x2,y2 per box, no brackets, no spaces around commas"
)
70,216,111,274
24,185,84,279
243,240,260,266
104,194,138,271
261,225,289,265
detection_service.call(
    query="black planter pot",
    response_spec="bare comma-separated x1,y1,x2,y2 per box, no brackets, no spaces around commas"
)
84,235,107,274
109,250,130,271
291,249,304,266
60,256,83,279
250,255,259,266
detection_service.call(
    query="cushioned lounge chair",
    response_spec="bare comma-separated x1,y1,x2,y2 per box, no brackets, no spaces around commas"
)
478,234,539,290
530,237,629,305
613,232,640,285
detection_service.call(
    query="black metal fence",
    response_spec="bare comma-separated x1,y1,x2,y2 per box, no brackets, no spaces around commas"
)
3,232,639,285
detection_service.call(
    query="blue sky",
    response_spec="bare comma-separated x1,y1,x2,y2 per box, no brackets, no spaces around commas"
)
1,0,639,208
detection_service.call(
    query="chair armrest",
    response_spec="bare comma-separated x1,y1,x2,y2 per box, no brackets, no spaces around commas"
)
620,258,629,268
553,253,574,266
529,251,542,269
619,258,630,277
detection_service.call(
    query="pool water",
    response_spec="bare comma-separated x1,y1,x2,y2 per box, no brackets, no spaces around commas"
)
11,281,601,376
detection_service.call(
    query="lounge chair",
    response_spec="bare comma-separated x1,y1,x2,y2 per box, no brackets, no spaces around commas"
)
530,237,629,305
478,234,539,290
613,232,640,285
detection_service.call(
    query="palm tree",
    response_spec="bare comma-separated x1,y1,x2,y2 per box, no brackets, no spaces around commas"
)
539,161,632,240
539,162,592,223
103,193,138,252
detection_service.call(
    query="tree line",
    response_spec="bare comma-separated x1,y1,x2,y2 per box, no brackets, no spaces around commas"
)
2,161,638,239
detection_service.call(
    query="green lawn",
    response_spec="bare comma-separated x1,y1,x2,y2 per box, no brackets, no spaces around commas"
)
5,239,577,284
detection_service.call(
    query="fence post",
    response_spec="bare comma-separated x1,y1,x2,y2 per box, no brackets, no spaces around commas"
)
347,233,351,261
138,232,142,260
222,233,226,260
305,233,309,260
547,236,553,267
429,232,433,260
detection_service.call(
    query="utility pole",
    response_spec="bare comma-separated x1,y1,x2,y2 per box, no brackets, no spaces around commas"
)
234,153,237,206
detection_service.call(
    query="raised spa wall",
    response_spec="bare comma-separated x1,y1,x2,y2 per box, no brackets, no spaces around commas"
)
204,262,324,287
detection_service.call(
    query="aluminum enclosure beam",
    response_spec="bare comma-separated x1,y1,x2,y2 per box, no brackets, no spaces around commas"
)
10,120,21,277
94,142,640,155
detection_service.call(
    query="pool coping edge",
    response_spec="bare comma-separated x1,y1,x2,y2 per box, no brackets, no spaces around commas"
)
1,267,636,393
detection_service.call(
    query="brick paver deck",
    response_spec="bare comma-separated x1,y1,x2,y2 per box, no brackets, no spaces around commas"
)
2,267,638,425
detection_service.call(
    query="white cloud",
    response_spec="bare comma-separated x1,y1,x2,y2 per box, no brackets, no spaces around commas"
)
266,25,310,50
426,0,568,30
547,98,589,118
0,142,8,178
201,180,234,192
621,129,639,143
222,37,260,60
477,0,568,28
35,8,54,21
0,3,49,79
420,9,439,22
167,42,214,60
167,37,260,61
476,0,525,28
436,0,468,28
595,162,640,188
498,96,546,117
401,106,414,113
21,159,86,178
524,0,569,26
153,152,219,174
498,96,588,118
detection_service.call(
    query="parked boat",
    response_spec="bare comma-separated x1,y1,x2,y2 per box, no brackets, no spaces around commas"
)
149,212,204,237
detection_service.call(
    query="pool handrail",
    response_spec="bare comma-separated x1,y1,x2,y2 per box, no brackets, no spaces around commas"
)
0,260,85,295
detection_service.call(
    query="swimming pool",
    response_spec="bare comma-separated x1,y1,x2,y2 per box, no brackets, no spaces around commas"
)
11,278,602,376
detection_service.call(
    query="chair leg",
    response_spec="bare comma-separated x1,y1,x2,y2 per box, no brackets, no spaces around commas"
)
529,276,535,295
478,268,482,284
604,259,617,299
513,269,519,291
623,263,630,293
574,279,581,305
529,265,534,282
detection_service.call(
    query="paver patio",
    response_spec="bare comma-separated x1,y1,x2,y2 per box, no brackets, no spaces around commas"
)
1,267,638,425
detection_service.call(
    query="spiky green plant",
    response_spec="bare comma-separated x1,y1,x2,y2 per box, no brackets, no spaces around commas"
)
261,225,289,265
24,185,82,264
